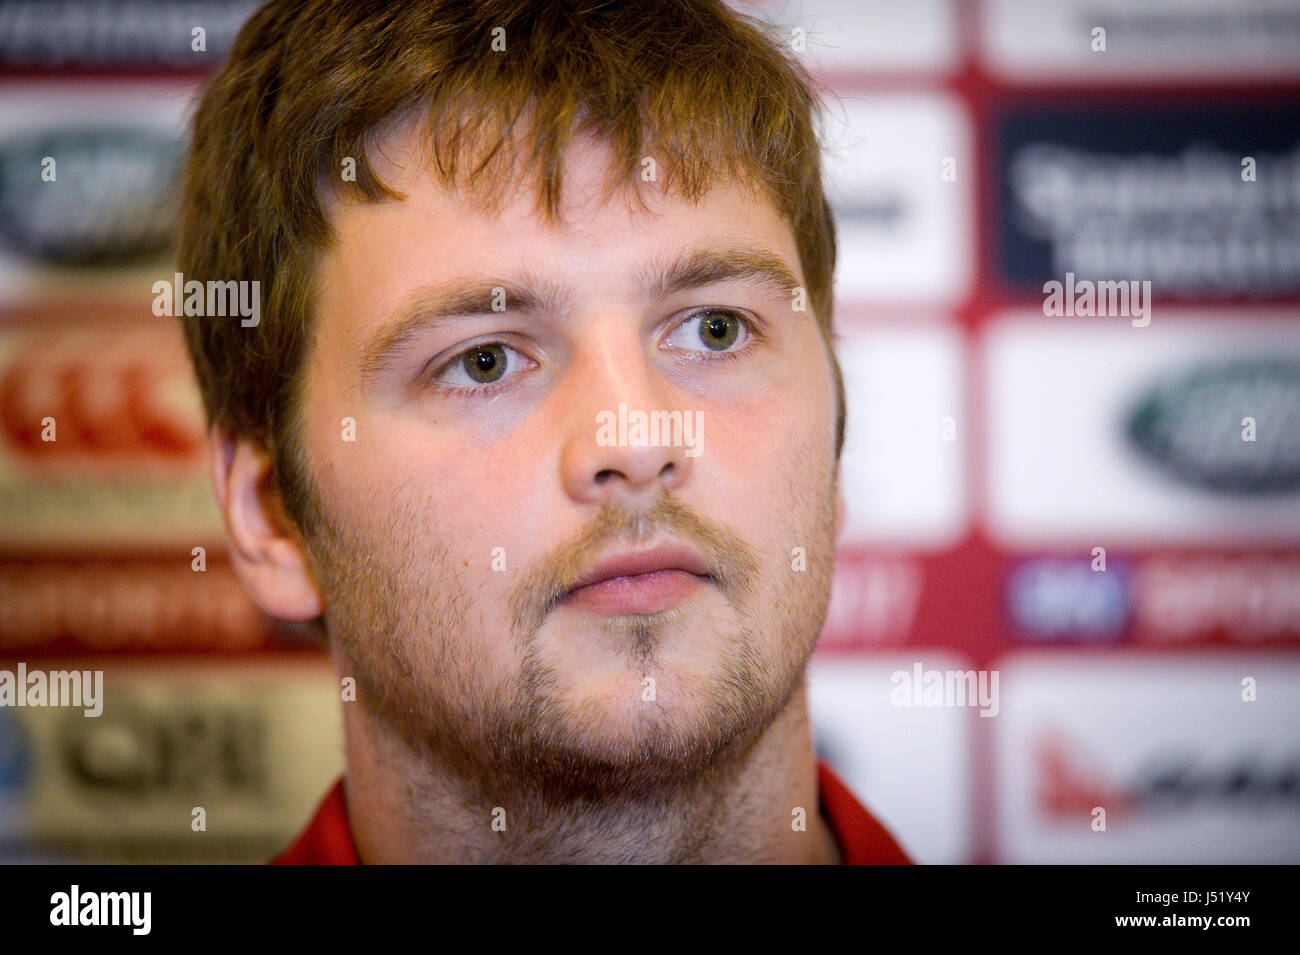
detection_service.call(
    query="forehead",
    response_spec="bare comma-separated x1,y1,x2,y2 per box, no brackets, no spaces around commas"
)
320,110,797,265
304,115,810,394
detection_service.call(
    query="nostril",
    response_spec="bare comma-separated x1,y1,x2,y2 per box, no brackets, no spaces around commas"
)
594,469,617,484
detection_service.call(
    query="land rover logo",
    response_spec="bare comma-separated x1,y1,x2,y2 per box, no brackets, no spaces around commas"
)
0,127,181,266
1125,359,1300,493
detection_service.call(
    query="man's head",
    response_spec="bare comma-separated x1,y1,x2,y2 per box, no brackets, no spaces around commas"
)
180,0,846,805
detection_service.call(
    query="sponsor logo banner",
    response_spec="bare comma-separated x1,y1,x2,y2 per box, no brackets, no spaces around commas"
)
993,653,1300,863
837,321,966,548
0,126,179,266
0,0,260,69
0,308,222,551
994,101,1300,299
823,94,973,305
821,552,923,648
1007,555,1133,643
981,0,1300,82
985,312,1300,545
745,0,959,76
0,83,196,302
0,657,342,863
0,557,282,654
809,654,974,863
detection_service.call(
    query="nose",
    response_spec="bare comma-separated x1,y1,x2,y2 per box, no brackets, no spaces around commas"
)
559,327,693,507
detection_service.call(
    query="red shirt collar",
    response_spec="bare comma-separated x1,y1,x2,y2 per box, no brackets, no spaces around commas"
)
272,761,912,865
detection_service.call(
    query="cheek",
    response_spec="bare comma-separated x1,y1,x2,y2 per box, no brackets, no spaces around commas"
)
702,329,835,462
696,390,835,570
347,416,561,606
700,375,833,490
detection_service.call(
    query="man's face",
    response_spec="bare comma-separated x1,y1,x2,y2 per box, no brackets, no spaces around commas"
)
296,120,841,803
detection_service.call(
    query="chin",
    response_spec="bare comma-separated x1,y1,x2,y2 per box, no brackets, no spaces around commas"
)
544,661,772,761
540,600,743,678
534,704,756,793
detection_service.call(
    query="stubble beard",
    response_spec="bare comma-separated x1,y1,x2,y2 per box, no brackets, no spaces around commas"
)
300,473,838,815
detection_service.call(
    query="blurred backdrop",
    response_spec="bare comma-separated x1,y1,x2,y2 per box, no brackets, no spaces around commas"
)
0,0,1297,863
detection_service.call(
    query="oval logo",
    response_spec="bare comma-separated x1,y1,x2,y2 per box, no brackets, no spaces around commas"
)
1125,358,1300,494
0,126,182,266
1008,559,1129,639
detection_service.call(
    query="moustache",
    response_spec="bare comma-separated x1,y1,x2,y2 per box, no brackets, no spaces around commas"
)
509,493,759,636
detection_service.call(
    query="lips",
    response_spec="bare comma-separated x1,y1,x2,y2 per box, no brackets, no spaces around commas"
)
558,542,713,615
565,542,712,592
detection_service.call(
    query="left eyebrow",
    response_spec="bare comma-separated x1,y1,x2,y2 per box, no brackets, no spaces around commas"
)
636,245,804,303
357,244,803,388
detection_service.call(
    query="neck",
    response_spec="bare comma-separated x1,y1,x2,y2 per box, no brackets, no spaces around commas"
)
339,676,841,864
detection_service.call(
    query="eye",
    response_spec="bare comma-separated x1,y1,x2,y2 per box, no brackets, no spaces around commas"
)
664,308,752,353
431,342,525,389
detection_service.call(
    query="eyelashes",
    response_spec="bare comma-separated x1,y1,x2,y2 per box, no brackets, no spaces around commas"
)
663,308,760,357
426,341,532,398
425,307,764,399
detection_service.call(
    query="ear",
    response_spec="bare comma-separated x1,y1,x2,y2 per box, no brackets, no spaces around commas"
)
209,426,324,621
